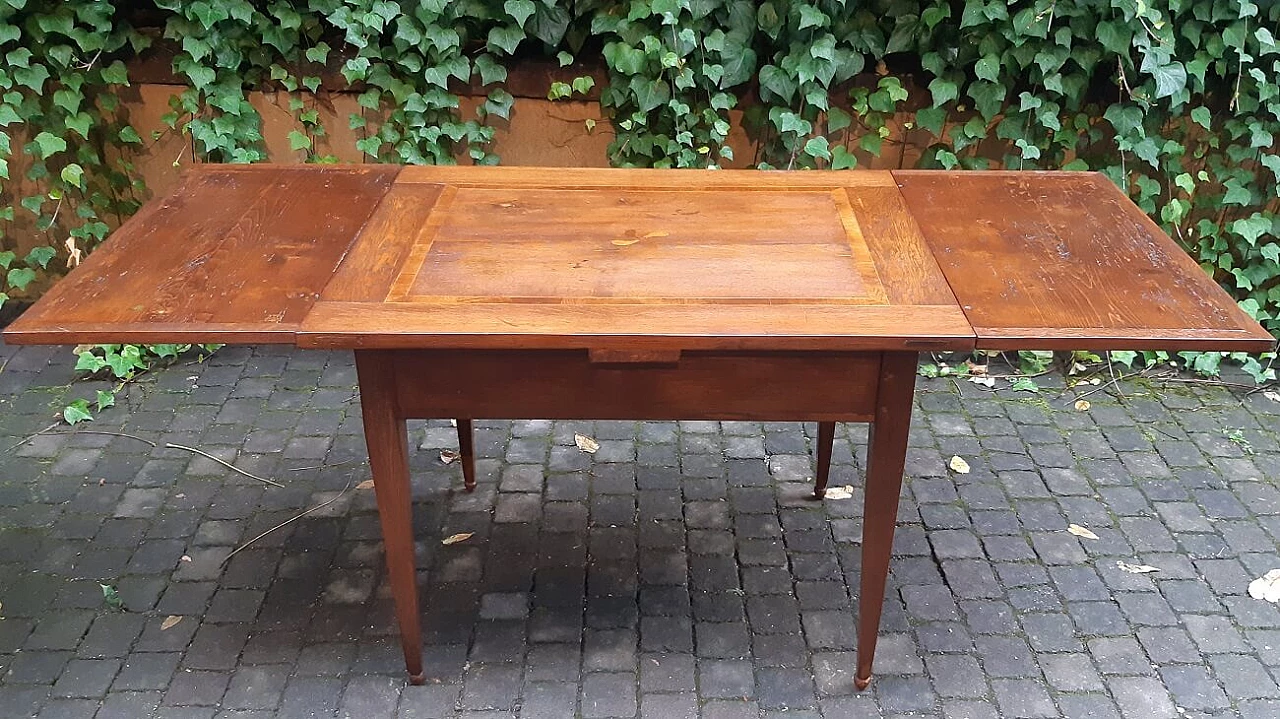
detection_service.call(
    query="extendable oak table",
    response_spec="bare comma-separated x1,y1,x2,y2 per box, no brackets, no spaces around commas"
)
5,165,1273,690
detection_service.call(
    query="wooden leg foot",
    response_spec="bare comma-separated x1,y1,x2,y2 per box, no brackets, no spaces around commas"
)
855,674,871,691
457,418,475,492
408,672,426,686
856,352,917,692
812,421,835,499
355,351,424,686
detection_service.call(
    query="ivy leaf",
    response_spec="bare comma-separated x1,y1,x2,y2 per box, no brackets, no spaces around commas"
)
1190,106,1212,130
1232,214,1273,245
488,25,524,56
287,130,311,152
0,250,13,269
831,145,857,170
975,55,1000,82
629,76,669,112
758,65,795,103
826,106,851,133
916,107,946,135
798,5,828,30
803,136,831,160
1150,61,1188,99
13,64,49,92
96,390,116,411
1222,179,1252,206
718,42,756,88
100,60,129,85
60,163,84,188
24,246,55,269
474,54,508,85
75,351,107,373
7,267,36,290
64,400,93,425
305,42,330,64
119,125,142,144
928,77,958,107
504,0,536,28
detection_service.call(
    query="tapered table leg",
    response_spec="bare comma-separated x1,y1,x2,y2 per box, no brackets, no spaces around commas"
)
456,418,476,493
354,350,425,685
855,351,917,690
813,421,836,499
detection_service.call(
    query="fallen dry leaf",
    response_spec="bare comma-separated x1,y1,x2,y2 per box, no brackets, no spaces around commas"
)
439,449,460,465
356,479,375,490
1249,570,1280,602
1067,524,1099,540
575,433,600,454
968,376,996,388
1264,390,1280,403
1116,560,1160,574
65,237,83,268
441,532,473,545
160,615,183,631
180,555,191,563
948,455,971,474
965,360,989,376
823,485,855,500
611,238,640,246
1074,399,1091,411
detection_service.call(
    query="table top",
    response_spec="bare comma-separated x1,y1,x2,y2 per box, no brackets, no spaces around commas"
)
5,165,1273,353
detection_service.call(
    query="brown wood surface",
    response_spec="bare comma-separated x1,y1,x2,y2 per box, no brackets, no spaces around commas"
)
384,349,881,422
4,164,399,345
894,170,1275,352
4,164,1271,355
855,351,918,690
353,350,425,685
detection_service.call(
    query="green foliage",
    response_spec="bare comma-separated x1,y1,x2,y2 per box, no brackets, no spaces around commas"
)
64,343,220,423
2,0,1277,386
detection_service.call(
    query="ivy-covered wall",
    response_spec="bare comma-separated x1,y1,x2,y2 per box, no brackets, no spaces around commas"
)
1,0,1277,374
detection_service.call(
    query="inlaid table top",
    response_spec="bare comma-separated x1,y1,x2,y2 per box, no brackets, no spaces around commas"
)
5,164,1273,353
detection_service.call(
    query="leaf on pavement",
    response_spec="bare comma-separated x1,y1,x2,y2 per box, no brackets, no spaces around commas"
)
441,532,473,545
161,615,183,631
356,479,375,490
823,485,854,500
1067,524,1098,540
1116,560,1160,574
575,433,599,453
439,449,460,464
1249,570,1280,602
948,455,970,474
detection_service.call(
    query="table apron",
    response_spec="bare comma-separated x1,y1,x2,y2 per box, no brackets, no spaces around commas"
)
366,349,882,422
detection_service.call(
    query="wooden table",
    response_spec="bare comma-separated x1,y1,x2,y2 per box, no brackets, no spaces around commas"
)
5,165,1272,690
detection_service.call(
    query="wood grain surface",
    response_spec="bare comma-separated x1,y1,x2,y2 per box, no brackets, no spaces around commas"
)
894,170,1275,352
4,164,1272,354
4,164,398,344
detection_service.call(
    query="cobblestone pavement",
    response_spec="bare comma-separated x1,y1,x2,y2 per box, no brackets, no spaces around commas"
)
1,339,1279,719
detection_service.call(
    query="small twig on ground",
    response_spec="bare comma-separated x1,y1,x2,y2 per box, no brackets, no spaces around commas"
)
164,443,284,488
220,480,353,565
52,430,156,447
4,423,59,454
1069,368,1151,403
288,459,358,472
1155,376,1272,393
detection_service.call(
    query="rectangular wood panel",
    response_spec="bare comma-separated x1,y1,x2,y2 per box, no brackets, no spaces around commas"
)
298,301,976,351
4,164,399,345
893,171,1275,352
388,349,881,421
